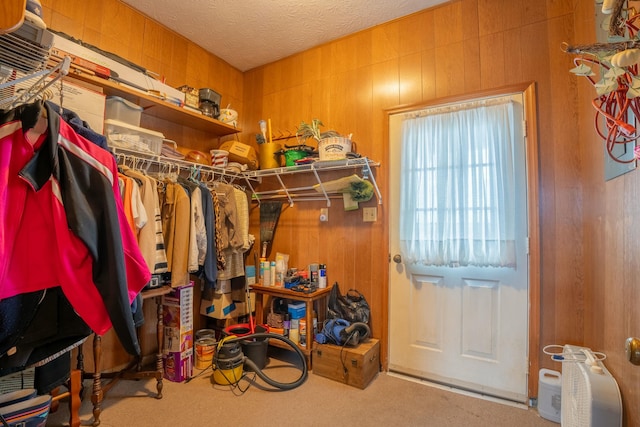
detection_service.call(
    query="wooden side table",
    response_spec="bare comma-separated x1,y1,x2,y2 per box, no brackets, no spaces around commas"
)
251,285,331,369
78,285,171,426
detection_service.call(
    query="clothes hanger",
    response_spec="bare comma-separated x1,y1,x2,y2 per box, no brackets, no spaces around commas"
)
189,165,201,183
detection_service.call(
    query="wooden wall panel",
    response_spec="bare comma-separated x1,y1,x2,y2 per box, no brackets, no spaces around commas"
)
41,0,245,372
479,33,505,89
502,28,524,86
38,0,640,423
463,38,481,92
242,0,634,413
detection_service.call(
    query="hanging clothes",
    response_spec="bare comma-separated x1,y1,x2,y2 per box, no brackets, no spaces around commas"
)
118,174,134,231
161,180,191,287
212,192,226,272
177,176,206,273
148,176,169,274
216,184,248,280
198,183,217,290
123,167,164,272
0,101,150,357
213,182,242,251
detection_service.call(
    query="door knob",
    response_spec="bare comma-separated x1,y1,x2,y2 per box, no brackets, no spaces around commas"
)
625,337,640,365
393,254,402,264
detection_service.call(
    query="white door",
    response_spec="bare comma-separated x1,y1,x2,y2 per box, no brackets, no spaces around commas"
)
388,92,529,403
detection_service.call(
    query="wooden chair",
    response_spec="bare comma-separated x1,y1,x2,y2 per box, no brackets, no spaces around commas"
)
49,369,82,427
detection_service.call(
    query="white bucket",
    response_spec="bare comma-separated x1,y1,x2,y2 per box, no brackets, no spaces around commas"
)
538,368,561,423
318,136,352,161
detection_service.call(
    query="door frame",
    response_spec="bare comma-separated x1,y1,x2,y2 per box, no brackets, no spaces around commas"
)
381,82,541,401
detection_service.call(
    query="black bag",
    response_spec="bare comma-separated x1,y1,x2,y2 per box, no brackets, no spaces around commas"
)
327,282,370,324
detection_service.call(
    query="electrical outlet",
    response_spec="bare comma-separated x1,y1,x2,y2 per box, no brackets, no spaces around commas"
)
363,207,377,222
320,208,329,222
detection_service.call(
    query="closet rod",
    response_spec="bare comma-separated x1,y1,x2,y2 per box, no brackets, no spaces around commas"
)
112,147,254,183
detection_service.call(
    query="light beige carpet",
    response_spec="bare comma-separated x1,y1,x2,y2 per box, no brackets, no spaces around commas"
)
46,348,557,427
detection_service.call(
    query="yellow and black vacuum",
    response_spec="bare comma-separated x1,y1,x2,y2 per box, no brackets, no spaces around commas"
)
211,332,308,390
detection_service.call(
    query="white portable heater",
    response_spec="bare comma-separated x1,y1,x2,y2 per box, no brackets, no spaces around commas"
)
560,345,622,427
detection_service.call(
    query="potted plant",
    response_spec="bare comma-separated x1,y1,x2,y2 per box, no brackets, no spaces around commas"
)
296,119,353,161
296,118,340,142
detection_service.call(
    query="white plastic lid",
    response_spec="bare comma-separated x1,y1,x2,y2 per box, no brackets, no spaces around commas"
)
106,96,144,112
104,119,164,138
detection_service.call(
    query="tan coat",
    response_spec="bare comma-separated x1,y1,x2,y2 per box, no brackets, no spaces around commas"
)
162,181,191,287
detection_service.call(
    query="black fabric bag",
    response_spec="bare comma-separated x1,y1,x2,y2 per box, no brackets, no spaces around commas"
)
327,282,370,324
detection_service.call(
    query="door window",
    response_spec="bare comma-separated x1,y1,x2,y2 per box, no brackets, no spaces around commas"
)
399,97,517,268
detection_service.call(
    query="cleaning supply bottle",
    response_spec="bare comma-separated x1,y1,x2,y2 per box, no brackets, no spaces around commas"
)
283,314,290,337
318,264,327,288
270,261,276,287
262,259,271,286
299,318,307,348
275,255,286,287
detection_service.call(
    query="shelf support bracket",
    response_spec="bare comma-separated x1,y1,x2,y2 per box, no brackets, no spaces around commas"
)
275,174,295,207
311,168,331,207
362,160,382,205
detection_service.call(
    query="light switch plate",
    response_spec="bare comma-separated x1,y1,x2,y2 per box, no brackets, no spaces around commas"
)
363,207,377,222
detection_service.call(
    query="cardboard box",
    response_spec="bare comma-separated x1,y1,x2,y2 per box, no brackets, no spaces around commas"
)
200,292,238,319
312,338,380,389
14,74,106,133
163,348,193,382
162,282,194,353
200,291,255,319
219,141,258,170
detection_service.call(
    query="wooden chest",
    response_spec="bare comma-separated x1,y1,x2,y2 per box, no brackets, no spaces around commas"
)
312,338,379,389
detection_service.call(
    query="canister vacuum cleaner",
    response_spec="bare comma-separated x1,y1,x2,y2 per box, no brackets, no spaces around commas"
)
210,332,308,391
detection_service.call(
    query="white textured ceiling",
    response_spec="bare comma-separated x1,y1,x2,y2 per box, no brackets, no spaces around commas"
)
120,0,449,71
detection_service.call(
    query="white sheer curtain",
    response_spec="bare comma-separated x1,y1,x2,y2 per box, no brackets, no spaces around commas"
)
399,98,517,268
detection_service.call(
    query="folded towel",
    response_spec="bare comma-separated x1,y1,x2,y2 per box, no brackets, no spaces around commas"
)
161,142,185,159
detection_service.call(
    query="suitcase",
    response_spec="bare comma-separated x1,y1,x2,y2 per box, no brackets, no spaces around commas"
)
312,338,379,389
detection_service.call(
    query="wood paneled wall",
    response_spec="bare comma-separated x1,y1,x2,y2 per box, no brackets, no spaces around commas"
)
574,2,640,427
40,0,640,424
243,1,637,422
42,0,243,152
40,0,245,370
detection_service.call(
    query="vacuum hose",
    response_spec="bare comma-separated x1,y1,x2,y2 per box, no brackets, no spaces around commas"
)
222,332,308,390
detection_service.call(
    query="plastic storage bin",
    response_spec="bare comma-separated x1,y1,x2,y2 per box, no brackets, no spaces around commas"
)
538,368,561,423
105,96,143,127
287,302,306,319
104,119,164,155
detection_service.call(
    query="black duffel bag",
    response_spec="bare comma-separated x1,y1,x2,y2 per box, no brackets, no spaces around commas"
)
327,282,370,324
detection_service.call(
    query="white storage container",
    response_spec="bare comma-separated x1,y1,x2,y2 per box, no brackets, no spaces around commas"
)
104,119,164,155
318,136,352,161
105,96,143,127
538,368,561,423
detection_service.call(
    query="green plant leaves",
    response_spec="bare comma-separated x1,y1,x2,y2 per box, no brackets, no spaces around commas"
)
627,76,640,98
570,63,595,76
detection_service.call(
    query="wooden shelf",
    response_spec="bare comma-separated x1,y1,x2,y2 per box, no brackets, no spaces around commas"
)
66,71,241,136
251,285,331,369
268,335,313,353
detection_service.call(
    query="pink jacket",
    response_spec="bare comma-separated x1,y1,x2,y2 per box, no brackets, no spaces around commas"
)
0,103,150,355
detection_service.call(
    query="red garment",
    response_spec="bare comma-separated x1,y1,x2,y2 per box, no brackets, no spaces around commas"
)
0,104,150,354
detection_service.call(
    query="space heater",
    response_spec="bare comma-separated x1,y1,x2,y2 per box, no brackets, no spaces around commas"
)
560,345,622,426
